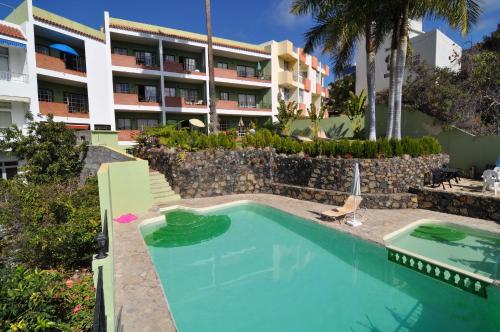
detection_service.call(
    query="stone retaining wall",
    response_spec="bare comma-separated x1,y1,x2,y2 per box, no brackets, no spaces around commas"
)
81,146,134,182
272,183,418,209
410,187,500,222
139,147,273,198
274,154,448,194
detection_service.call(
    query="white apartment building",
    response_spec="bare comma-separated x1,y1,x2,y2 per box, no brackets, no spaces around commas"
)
355,19,462,94
0,0,329,157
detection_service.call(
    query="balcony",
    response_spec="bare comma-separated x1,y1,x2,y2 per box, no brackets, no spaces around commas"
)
36,53,86,77
315,83,322,95
216,100,271,112
111,54,160,71
118,130,140,142
303,78,311,92
278,70,298,88
0,70,28,83
311,56,318,70
114,92,161,106
39,101,89,118
323,64,330,76
165,96,207,108
214,67,271,82
299,50,306,63
277,40,298,61
163,61,205,76
299,103,307,117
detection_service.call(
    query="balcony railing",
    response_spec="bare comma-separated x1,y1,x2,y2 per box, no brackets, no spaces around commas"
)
0,71,28,83
111,53,160,70
163,61,205,75
214,67,271,82
216,99,271,111
165,96,207,108
236,71,271,81
38,100,89,118
36,53,86,76
113,91,161,106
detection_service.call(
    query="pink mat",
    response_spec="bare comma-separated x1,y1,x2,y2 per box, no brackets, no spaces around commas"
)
113,213,138,223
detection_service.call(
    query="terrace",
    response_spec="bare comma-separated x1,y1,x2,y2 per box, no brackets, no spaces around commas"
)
113,77,161,107
214,55,271,83
37,79,89,118
110,34,161,71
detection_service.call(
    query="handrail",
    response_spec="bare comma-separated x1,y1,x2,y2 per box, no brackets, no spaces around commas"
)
92,266,107,332
0,70,28,83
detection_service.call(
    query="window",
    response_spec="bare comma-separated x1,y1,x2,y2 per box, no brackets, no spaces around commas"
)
137,119,159,130
164,54,175,62
283,60,290,71
238,94,256,108
164,87,176,97
282,88,290,101
0,47,8,73
113,47,128,55
217,62,228,69
137,85,157,102
0,111,12,128
179,88,199,102
219,119,230,131
115,83,129,93
0,160,18,180
299,89,304,104
135,51,155,66
117,118,131,130
63,92,89,113
219,91,229,100
182,57,197,71
236,65,256,78
38,88,54,102
94,124,111,130
36,44,50,55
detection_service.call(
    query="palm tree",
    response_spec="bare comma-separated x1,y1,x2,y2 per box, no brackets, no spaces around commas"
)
390,0,481,139
205,0,218,133
291,0,390,141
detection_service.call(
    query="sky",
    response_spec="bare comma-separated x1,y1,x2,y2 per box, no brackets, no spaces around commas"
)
1,0,499,83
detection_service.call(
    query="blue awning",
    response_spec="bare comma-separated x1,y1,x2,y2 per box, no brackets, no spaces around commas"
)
0,38,26,48
50,43,79,56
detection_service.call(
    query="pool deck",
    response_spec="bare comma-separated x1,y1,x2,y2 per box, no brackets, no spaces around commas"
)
113,194,500,331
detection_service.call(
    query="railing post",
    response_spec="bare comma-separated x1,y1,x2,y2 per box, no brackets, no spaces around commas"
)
92,266,107,332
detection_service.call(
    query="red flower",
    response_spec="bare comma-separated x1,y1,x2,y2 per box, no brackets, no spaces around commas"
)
72,304,82,314
65,279,74,289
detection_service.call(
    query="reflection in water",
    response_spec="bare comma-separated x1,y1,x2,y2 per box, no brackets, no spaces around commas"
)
143,210,231,248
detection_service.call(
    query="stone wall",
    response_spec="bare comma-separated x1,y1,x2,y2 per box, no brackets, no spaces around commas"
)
138,147,273,198
274,154,448,194
81,146,134,182
272,183,418,209
410,187,500,222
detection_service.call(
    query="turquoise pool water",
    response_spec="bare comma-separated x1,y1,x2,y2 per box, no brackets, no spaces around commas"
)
141,203,500,332
387,222,500,279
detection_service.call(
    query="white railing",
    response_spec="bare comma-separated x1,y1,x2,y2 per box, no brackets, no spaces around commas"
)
0,71,28,83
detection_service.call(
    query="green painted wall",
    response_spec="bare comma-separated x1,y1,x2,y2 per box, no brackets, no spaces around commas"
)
375,105,500,173
111,40,158,56
219,115,270,128
4,0,28,25
37,80,88,102
216,87,272,108
290,114,364,138
214,56,270,76
91,131,120,149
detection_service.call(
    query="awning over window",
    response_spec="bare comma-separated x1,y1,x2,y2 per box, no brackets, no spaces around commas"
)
65,124,90,130
0,95,30,103
0,38,26,48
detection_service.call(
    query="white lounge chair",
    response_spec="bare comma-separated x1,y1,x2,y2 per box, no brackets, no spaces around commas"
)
321,195,363,221
481,169,499,196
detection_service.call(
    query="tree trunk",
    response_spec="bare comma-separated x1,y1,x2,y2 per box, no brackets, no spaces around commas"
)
205,0,218,133
393,1,409,140
365,23,376,141
386,16,400,139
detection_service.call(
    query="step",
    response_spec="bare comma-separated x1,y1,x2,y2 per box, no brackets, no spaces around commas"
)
152,191,178,200
150,185,172,192
154,194,181,205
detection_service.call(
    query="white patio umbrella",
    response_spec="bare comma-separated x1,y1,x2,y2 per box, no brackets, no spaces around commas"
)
346,162,363,227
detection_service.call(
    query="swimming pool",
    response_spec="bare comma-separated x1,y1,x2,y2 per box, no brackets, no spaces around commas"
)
141,202,499,332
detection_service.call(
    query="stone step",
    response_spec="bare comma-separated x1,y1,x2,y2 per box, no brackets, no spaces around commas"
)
152,190,178,199
154,194,181,205
150,184,172,192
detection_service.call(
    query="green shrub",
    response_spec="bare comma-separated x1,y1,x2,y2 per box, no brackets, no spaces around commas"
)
0,266,94,331
377,138,393,157
0,178,101,269
390,138,404,157
336,140,352,156
350,141,365,158
363,140,378,158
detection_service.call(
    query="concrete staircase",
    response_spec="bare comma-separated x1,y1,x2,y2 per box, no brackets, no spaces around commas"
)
149,170,180,206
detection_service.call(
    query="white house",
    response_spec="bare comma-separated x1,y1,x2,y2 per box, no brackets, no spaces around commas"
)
355,19,462,95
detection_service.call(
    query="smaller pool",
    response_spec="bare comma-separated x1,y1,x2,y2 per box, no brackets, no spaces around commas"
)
385,221,500,280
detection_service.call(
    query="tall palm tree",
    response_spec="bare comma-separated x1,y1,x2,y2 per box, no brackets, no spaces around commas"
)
390,0,481,139
291,0,390,141
205,0,218,133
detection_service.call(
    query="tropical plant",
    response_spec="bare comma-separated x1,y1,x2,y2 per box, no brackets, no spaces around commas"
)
325,74,355,115
276,97,300,135
0,115,86,184
291,0,393,141
308,103,327,139
344,90,367,137
205,0,218,133
388,0,482,139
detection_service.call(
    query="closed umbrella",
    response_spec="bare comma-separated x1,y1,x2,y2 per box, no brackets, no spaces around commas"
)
346,162,362,227
49,43,79,56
